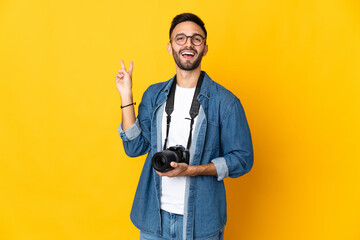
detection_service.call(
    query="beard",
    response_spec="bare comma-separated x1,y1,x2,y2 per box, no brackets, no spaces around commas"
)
172,47,204,71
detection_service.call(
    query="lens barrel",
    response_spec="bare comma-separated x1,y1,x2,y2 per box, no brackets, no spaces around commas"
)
152,150,179,172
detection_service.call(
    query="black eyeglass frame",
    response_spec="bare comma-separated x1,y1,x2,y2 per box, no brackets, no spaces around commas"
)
170,33,206,46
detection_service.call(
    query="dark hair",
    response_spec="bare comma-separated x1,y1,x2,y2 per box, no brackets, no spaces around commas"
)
169,13,207,39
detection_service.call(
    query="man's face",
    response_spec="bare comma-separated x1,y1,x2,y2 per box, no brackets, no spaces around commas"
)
167,21,208,71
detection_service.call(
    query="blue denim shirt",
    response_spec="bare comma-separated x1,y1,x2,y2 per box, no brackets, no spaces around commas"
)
118,71,253,240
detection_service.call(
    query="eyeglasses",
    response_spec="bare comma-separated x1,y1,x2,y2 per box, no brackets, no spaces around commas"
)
171,33,206,46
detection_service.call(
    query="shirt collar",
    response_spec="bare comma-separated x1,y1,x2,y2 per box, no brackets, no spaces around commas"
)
161,71,212,99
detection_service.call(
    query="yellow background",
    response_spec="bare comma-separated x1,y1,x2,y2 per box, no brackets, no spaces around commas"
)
1,0,359,239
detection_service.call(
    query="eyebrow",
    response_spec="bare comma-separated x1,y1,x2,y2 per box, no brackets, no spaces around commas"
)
175,32,204,37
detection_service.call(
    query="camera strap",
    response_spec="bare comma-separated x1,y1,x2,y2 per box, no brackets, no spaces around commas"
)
163,71,205,151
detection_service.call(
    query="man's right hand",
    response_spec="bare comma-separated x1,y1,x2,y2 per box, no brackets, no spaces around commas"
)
116,60,133,98
116,60,136,131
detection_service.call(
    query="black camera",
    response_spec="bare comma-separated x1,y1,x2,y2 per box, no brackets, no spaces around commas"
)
151,145,190,172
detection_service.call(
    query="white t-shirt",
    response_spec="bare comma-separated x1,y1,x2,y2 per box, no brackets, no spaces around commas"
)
160,84,198,215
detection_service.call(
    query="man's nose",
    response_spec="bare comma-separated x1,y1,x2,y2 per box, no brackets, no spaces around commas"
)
185,36,194,47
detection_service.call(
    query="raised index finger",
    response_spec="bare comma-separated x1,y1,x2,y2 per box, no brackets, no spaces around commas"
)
120,60,126,71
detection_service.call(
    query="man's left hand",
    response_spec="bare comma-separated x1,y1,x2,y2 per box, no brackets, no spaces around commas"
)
155,162,192,177
155,162,218,178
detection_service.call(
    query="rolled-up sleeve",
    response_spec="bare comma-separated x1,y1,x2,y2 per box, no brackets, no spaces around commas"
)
119,118,142,141
211,157,229,181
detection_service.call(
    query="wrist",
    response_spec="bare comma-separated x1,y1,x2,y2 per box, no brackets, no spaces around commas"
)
120,93,133,105
187,163,217,177
187,165,200,177
121,102,136,109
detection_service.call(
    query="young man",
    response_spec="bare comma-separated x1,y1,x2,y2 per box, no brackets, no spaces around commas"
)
116,13,253,240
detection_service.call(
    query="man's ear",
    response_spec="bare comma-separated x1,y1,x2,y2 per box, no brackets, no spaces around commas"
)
167,42,173,55
203,44,208,56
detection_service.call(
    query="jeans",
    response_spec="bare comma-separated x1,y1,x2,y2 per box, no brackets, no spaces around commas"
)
140,210,224,240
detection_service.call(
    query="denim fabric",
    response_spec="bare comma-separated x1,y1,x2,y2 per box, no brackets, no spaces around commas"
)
140,210,183,240
119,71,253,240
140,210,224,240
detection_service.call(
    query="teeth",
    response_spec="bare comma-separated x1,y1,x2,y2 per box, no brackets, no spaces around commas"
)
181,52,195,56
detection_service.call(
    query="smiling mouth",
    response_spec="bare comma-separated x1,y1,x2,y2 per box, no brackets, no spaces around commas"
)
181,51,196,60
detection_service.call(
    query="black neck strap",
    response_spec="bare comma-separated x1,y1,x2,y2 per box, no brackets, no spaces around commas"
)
163,71,205,150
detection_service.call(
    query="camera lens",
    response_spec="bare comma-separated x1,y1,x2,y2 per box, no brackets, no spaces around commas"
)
152,150,179,172
155,156,166,168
